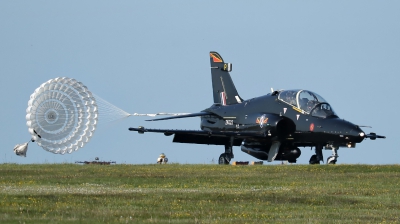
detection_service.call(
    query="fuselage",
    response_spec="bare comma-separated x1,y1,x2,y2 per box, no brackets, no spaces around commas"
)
200,90,365,149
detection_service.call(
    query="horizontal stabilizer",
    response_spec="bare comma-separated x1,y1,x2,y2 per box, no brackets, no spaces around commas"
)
132,112,190,117
145,112,213,121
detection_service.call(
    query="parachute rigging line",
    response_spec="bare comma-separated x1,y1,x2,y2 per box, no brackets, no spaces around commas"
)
92,93,131,124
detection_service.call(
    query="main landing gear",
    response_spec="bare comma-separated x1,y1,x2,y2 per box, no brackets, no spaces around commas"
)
309,144,339,165
218,137,234,165
218,145,234,165
309,144,323,164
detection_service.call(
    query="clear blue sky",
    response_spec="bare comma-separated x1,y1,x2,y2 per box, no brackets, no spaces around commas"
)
1,1,399,164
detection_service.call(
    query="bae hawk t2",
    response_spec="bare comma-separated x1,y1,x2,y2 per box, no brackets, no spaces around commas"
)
129,52,385,164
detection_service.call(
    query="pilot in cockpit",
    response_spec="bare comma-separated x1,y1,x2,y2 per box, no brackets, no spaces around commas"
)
285,91,297,106
307,100,317,112
300,98,308,110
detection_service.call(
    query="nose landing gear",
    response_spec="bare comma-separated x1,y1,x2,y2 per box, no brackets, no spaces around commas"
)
327,156,337,164
327,145,339,164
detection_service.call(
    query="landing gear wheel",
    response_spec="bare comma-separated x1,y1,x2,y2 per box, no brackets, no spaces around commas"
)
327,156,337,164
309,155,320,165
218,153,230,165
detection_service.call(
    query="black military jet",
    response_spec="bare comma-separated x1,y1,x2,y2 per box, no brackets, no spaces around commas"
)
129,52,385,164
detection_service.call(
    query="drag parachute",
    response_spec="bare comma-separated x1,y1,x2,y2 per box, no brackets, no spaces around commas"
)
16,77,189,157
26,77,98,154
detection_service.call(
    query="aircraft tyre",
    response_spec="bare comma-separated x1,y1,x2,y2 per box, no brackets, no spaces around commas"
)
327,156,337,164
309,155,320,165
218,153,230,165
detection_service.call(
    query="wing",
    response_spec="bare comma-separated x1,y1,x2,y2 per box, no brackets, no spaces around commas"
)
129,127,265,146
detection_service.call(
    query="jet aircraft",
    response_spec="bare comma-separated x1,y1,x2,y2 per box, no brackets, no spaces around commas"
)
129,52,385,164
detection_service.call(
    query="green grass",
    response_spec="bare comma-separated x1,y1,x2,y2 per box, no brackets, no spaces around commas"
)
0,164,400,223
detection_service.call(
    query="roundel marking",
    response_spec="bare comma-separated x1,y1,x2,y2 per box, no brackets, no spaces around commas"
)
310,123,315,132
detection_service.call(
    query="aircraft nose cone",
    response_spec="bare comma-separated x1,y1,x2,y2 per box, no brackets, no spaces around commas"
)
323,118,365,143
339,119,365,141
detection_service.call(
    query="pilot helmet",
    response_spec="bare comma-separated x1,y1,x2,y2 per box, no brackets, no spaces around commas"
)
285,92,292,100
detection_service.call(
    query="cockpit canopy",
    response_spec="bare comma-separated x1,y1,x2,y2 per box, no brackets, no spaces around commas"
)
278,90,338,118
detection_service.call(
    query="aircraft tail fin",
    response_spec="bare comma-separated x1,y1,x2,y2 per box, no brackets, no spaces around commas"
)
210,51,243,105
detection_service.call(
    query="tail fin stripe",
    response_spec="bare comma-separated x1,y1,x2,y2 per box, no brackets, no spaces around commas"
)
220,92,227,105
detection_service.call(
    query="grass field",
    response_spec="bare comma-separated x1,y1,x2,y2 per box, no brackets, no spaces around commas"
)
0,164,399,223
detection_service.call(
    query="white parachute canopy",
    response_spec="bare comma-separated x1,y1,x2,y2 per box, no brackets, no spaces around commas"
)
26,77,99,154
20,77,189,156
